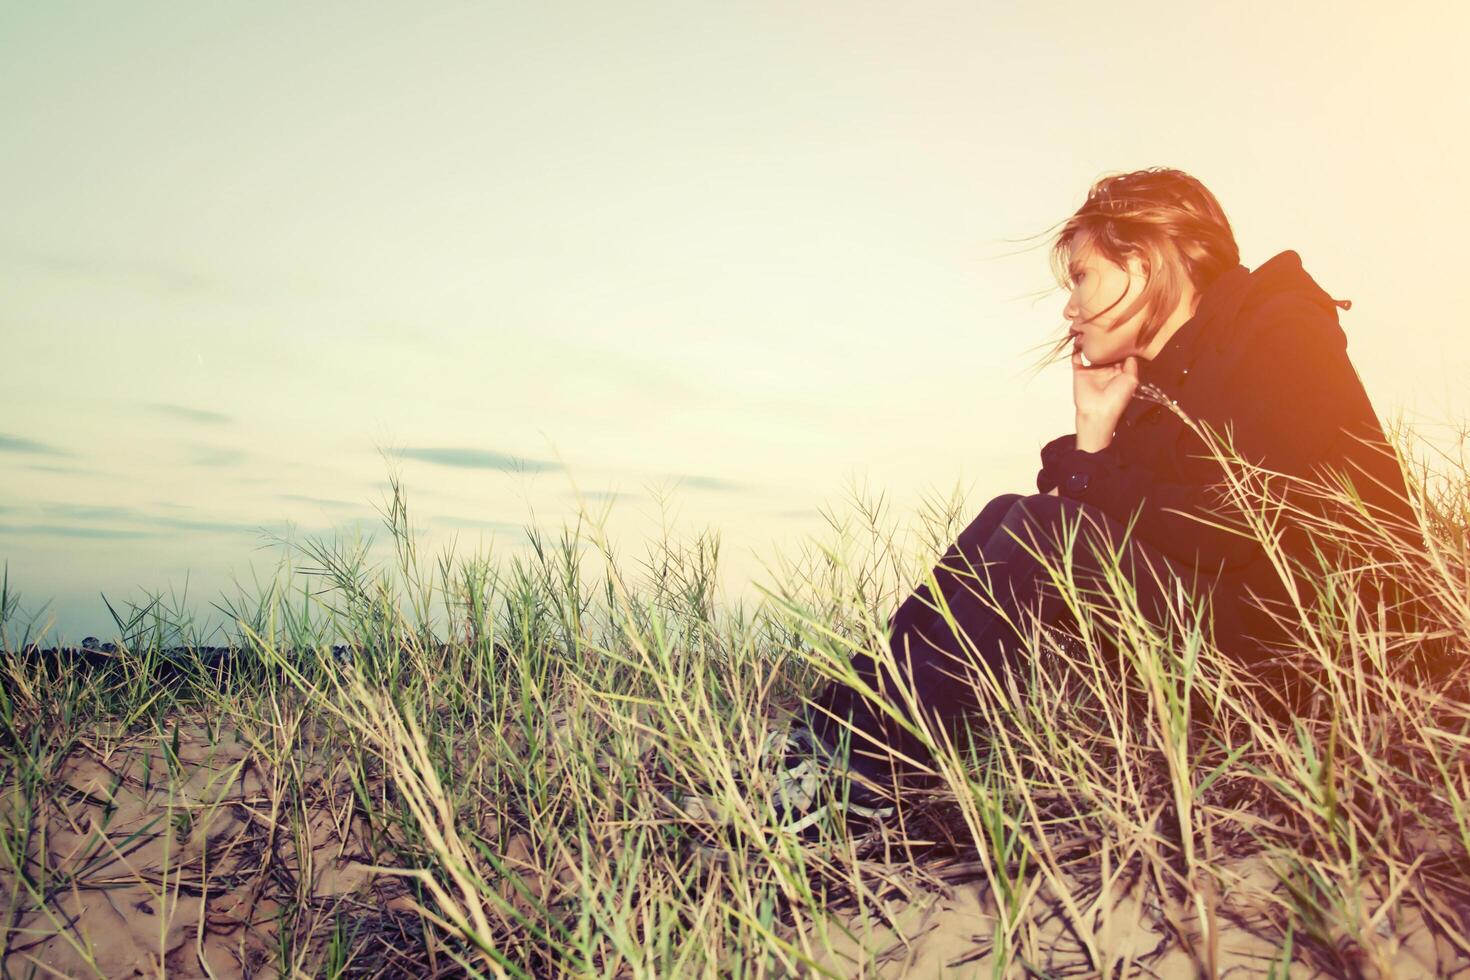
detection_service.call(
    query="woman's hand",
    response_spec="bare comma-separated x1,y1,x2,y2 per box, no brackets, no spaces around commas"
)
1072,348,1139,449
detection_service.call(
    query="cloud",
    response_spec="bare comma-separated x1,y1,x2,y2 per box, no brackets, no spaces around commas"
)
17,250,211,294
398,448,564,473
281,494,360,509
187,446,247,467
0,433,68,456
0,523,159,540
40,504,136,522
152,515,280,536
35,502,282,538
674,475,750,493
148,403,232,425
432,515,533,535
252,516,379,543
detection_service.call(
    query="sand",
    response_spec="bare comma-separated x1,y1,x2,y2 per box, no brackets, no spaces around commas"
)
6,715,1469,977
0,720,391,978
807,833,1470,978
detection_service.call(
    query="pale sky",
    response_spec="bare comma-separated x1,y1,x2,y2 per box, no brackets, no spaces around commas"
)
3,2,1467,643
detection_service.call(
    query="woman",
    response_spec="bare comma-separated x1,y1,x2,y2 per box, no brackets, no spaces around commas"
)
671,168,1419,836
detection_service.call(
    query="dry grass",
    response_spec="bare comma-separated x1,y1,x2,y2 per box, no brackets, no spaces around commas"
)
1,416,1467,978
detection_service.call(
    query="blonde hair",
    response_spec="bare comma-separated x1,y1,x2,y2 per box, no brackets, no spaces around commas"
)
1045,168,1240,362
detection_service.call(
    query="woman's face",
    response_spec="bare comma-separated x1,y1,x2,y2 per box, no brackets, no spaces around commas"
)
1062,233,1149,366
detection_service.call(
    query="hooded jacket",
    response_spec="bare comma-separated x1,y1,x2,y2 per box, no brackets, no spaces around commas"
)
1034,251,1418,662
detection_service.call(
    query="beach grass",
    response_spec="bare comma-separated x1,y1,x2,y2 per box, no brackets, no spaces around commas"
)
1,419,1467,978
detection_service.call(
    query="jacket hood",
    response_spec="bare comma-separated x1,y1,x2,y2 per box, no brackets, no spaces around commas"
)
1140,251,1351,386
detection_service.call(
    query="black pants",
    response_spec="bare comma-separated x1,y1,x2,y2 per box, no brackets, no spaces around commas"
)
800,492,1236,785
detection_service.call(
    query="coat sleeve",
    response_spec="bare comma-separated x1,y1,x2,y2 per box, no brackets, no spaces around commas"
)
1035,432,1076,493
1048,296,1357,572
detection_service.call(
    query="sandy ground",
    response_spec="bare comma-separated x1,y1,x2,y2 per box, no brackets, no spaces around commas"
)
0,722,394,978
809,840,1470,978
6,716,1469,977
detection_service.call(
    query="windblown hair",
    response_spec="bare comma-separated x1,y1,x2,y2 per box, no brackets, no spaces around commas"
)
1048,168,1240,360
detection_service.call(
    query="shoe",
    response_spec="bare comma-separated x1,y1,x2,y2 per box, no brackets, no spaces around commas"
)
777,724,899,831
652,722,898,848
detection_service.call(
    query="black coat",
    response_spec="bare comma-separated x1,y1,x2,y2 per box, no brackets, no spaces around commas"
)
1035,251,1417,663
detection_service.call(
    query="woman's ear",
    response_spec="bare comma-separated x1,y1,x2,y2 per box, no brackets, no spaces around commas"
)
1114,248,1146,283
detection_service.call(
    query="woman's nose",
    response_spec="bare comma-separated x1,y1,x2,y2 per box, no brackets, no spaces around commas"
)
1062,294,1079,323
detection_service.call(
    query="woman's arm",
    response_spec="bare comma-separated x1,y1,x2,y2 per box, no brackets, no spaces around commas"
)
1035,354,1128,493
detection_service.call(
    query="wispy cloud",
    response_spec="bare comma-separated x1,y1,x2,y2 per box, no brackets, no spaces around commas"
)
398,448,564,473
187,446,247,467
0,523,159,540
16,250,211,294
41,504,135,522
35,502,281,538
153,515,279,535
674,475,751,493
148,403,232,425
25,464,93,475
0,433,68,456
432,515,533,535
281,494,361,509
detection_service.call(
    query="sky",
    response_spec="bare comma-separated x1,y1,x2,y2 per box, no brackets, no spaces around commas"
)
3,1,1468,644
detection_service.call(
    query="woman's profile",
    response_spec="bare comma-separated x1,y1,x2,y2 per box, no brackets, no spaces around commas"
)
665,167,1421,836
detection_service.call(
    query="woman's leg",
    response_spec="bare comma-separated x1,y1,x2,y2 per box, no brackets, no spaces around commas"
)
886,493,1026,640
893,493,1223,736
803,492,1224,787
800,493,1023,777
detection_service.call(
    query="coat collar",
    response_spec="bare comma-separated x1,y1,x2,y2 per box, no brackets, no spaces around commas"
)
1135,250,1348,390
1137,263,1250,389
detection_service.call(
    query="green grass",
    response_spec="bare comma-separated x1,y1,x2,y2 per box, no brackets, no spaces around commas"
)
0,417,1467,978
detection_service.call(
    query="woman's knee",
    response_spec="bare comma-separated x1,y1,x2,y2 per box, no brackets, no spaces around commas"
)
982,492,1073,554
899,492,1029,620
954,493,1027,553
993,493,1126,556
